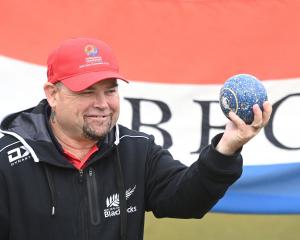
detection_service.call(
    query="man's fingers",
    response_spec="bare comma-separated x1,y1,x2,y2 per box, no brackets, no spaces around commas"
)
251,101,272,130
228,101,272,131
228,111,245,128
251,104,263,130
262,101,272,126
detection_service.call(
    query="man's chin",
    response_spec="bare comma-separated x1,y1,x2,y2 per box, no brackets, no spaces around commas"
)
83,125,111,140
83,131,107,141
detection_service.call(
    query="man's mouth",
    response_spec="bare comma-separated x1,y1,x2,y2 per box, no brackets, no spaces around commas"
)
84,114,110,120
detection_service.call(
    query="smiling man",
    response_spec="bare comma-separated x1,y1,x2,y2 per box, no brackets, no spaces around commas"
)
0,38,272,240
45,80,120,162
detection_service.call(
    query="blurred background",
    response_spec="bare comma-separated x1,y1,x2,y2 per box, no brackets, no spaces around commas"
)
1,0,300,239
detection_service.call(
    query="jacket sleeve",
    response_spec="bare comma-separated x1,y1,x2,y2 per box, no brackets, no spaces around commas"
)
0,170,10,239
145,133,243,219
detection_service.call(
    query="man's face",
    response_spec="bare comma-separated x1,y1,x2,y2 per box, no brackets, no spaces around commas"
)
51,79,120,141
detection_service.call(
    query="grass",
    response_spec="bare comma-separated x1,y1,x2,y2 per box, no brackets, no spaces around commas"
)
144,212,300,240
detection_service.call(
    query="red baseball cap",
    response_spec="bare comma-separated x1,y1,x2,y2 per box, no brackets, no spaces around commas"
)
47,38,128,92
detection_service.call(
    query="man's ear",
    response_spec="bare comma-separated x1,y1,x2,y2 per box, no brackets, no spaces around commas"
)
44,82,59,107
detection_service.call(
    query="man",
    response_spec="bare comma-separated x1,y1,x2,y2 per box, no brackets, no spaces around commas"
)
0,38,272,240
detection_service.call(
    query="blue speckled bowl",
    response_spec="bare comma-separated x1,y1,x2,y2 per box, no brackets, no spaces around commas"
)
219,74,268,124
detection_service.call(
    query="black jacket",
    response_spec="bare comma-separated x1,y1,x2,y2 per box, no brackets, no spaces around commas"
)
0,99,242,240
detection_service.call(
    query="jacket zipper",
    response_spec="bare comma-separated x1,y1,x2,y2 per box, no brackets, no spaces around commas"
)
79,169,84,183
78,169,88,240
87,167,101,225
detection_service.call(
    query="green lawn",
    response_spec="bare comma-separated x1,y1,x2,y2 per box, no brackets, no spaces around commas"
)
145,212,300,240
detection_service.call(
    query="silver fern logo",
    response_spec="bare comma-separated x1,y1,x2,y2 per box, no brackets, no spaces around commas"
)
106,185,136,208
106,194,119,207
104,185,137,218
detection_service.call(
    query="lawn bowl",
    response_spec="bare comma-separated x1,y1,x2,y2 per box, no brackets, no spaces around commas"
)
219,74,268,124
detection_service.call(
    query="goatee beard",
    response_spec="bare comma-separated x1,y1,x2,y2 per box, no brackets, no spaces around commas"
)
82,122,112,141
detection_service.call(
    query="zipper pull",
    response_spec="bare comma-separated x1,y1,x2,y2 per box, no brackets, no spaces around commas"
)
89,168,93,177
79,169,84,183
51,206,56,216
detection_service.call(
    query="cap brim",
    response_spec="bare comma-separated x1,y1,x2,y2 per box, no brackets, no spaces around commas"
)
60,71,128,92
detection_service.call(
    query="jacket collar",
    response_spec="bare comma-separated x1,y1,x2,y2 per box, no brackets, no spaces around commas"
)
0,99,119,167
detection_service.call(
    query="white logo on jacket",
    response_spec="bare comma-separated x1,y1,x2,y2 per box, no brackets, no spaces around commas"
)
104,185,137,218
7,146,31,166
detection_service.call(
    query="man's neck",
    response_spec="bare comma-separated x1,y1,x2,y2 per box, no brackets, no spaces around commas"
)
50,121,97,160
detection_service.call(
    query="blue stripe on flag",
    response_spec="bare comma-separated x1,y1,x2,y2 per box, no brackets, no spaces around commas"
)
212,162,300,214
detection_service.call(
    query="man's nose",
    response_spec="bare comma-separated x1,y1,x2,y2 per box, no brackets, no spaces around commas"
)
93,93,109,109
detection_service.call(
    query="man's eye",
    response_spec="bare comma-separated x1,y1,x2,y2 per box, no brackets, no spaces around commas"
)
106,88,117,94
77,91,93,96
82,91,93,94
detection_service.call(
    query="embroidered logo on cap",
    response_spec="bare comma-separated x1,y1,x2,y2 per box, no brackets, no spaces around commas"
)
84,44,99,57
79,44,106,69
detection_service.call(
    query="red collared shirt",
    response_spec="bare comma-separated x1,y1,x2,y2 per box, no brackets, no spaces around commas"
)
63,145,99,170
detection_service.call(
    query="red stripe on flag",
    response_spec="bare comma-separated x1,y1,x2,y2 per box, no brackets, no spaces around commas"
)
1,1,300,84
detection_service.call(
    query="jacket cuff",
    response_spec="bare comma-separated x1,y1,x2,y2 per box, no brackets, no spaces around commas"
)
206,133,243,171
